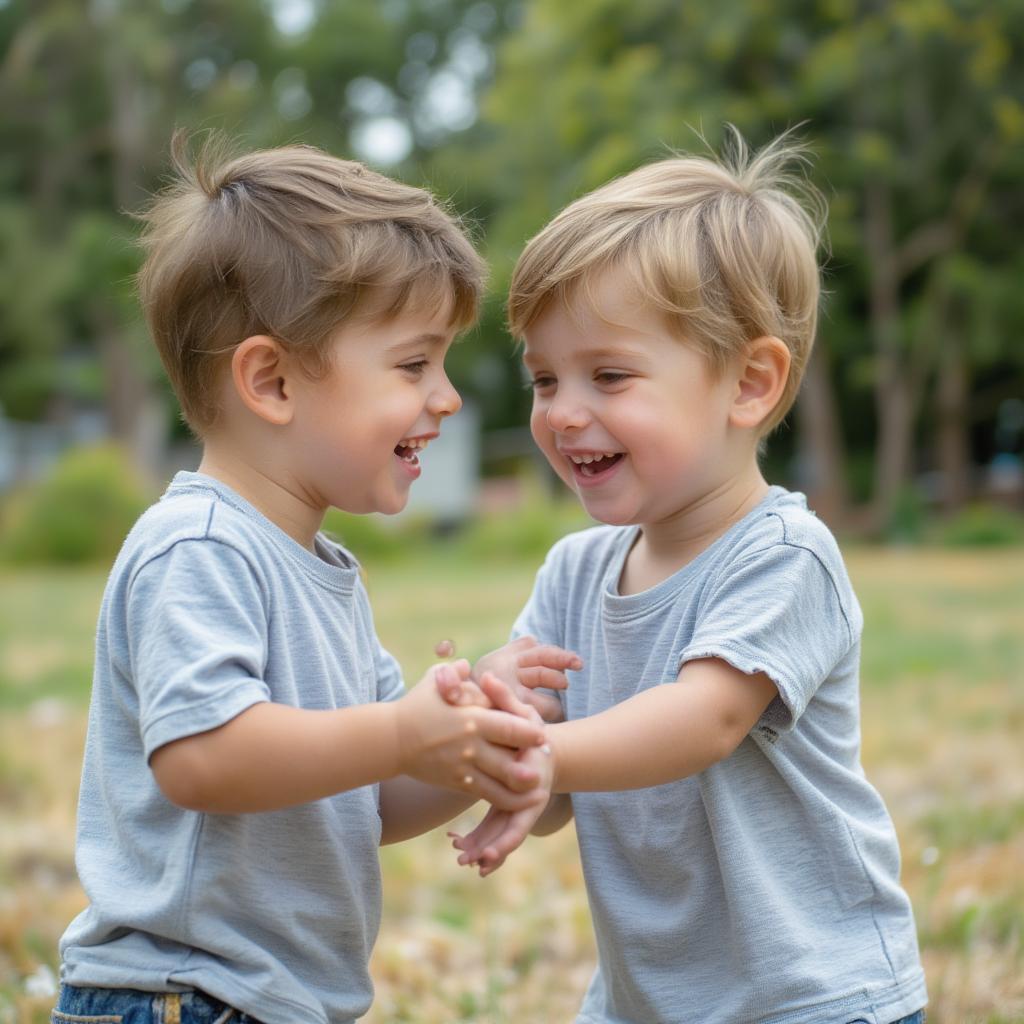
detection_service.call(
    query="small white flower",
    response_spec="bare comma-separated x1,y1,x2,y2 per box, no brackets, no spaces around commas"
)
24,963,57,998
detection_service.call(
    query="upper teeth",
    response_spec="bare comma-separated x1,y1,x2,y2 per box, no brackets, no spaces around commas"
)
400,438,429,449
569,453,616,464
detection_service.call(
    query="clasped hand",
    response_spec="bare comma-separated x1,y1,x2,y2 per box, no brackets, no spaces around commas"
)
436,636,581,876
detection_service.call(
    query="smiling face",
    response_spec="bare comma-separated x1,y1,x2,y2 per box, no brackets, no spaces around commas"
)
523,267,750,530
287,298,462,516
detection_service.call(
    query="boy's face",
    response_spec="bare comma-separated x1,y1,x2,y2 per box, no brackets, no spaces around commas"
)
522,267,742,528
287,299,462,516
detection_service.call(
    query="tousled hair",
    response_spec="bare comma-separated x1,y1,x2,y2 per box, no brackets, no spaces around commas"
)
137,132,486,434
508,127,826,434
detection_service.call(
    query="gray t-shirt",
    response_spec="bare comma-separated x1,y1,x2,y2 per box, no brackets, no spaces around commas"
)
514,487,926,1024
60,472,405,1024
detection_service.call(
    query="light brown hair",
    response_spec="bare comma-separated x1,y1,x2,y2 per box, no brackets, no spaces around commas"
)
137,133,486,434
508,128,826,434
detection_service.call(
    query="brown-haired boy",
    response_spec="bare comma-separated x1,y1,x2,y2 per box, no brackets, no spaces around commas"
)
54,137,575,1024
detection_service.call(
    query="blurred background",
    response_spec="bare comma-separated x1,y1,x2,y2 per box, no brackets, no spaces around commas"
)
0,1,1022,1022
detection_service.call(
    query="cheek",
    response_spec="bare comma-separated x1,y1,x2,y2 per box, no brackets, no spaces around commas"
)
529,405,551,447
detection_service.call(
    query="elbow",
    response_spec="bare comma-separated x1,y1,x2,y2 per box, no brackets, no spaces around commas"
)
709,713,753,767
150,740,219,812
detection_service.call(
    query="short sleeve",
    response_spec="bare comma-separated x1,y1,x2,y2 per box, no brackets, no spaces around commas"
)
374,641,405,702
126,539,272,759
511,548,565,649
677,543,856,731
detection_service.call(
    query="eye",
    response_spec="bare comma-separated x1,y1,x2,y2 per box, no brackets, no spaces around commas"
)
400,359,429,377
595,371,630,385
526,374,556,392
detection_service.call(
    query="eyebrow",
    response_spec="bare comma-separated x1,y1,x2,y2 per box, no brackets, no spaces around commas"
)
523,344,650,366
388,332,451,351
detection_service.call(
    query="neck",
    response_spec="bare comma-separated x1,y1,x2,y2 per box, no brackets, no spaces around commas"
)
625,465,770,592
197,445,324,552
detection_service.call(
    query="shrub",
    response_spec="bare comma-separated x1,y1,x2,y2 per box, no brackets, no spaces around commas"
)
0,444,154,564
321,508,430,562
938,504,1024,547
460,494,591,563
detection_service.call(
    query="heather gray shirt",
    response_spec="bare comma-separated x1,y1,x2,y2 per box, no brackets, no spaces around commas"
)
514,488,926,1024
60,472,405,1024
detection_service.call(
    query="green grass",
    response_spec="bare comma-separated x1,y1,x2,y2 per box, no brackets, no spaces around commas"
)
2,545,1024,1022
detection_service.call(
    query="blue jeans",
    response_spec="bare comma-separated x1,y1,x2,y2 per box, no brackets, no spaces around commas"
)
852,1013,926,1024
52,986,265,1024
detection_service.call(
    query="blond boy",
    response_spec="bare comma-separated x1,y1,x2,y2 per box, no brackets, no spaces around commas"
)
454,132,928,1024
55,138,574,1024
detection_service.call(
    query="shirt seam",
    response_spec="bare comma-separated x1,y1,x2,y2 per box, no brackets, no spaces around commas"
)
770,511,855,646
174,482,357,594
141,685,269,755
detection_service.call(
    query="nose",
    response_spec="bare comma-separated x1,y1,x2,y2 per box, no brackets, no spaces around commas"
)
544,387,589,433
429,371,462,419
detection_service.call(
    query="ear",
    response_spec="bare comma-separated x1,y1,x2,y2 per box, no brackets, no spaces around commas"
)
729,336,791,431
230,335,294,426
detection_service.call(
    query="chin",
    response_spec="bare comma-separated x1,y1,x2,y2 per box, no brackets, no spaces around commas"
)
376,493,410,516
580,502,638,527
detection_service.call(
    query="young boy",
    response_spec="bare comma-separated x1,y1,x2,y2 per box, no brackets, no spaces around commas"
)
452,132,928,1024
54,137,574,1024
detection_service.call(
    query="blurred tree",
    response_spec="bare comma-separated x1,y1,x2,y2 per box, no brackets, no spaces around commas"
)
452,0,1024,527
0,0,510,456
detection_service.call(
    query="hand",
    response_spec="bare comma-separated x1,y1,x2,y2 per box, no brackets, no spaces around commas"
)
394,662,546,811
448,673,555,876
473,636,581,722
433,657,492,709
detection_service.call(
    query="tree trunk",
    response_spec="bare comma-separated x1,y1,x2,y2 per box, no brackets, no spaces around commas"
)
794,343,849,528
864,180,913,532
934,329,971,512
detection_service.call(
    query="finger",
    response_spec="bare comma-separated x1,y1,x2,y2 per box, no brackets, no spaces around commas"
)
454,680,492,708
434,639,455,658
454,812,509,864
434,663,464,705
473,706,545,749
461,770,545,811
478,807,542,875
519,690,564,722
517,666,573,691
465,740,539,792
516,645,583,672
477,672,536,721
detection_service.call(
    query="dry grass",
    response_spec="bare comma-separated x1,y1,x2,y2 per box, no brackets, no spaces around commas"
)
1,547,1022,1023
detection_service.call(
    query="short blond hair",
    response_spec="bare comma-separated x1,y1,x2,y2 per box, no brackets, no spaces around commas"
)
137,133,486,434
509,128,825,433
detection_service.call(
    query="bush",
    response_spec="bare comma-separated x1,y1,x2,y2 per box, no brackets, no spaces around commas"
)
938,504,1024,547
0,444,154,564
321,508,431,562
460,493,591,563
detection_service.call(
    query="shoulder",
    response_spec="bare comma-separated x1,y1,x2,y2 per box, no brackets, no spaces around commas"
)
723,489,844,567
717,488,861,635
114,486,267,590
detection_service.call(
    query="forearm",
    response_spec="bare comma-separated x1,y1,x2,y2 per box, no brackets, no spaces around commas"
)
548,668,772,792
151,701,401,813
530,793,573,836
379,777,476,844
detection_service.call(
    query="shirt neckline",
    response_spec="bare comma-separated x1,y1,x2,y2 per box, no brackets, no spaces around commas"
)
601,486,791,620
166,471,360,592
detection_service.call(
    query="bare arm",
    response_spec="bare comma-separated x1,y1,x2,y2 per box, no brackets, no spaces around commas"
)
451,659,776,873
547,658,778,793
378,778,476,845
151,663,545,815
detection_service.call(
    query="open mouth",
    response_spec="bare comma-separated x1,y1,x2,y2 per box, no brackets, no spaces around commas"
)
394,437,430,465
567,452,624,478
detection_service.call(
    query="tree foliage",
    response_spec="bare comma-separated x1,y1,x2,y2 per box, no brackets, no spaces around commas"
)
0,0,1021,525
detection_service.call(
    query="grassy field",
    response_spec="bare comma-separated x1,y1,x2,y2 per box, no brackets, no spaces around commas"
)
1,546,1022,1023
